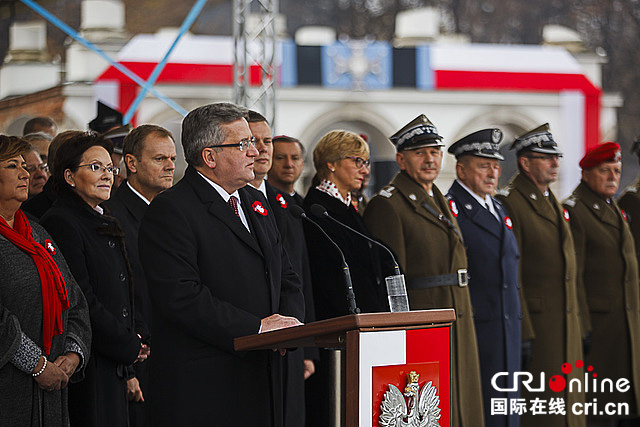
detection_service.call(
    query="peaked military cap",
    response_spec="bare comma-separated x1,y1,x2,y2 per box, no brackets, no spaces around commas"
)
89,101,123,134
510,123,563,156
448,128,504,160
389,114,444,152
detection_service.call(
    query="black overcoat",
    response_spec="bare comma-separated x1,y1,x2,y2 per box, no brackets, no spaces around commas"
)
447,180,521,427
302,187,394,320
138,166,304,427
265,182,316,427
104,181,151,427
41,195,141,427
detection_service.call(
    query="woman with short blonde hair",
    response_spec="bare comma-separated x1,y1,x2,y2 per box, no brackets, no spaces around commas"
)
304,129,396,425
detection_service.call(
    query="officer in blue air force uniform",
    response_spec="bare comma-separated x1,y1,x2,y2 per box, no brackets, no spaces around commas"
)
445,129,522,427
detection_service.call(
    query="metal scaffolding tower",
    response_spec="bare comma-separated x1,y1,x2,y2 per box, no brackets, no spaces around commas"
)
233,0,278,126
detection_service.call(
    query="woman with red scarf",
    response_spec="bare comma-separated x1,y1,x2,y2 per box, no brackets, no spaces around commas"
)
0,135,91,426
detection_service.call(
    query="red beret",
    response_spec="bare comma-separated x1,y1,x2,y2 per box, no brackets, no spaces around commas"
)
579,142,621,169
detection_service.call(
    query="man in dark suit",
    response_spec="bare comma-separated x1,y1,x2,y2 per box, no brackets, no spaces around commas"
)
446,129,522,427
268,135,306,206
105,124,177,425
139,103,304,427
246,111,316,427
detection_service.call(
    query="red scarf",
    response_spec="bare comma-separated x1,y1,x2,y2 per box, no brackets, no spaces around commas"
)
0,209,69,355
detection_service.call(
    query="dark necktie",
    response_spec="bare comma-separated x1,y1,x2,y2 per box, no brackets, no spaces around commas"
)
228,196,240,217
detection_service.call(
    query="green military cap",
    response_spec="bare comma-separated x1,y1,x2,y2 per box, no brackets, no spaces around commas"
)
389,114,444,152
447,128,504,160
510,123,563,157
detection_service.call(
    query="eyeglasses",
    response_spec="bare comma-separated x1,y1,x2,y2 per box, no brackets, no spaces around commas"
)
25,163,49,174
344,156,371,169
214,137,257,152
77,163,120,175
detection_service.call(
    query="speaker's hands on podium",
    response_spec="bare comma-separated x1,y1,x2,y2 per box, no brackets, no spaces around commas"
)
260,313,303,355
303,359,315,380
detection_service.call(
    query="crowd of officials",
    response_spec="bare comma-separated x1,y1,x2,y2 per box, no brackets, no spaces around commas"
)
1,104,640,427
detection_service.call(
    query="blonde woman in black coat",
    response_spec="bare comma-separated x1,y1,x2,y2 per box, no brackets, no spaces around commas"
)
41,132,148,427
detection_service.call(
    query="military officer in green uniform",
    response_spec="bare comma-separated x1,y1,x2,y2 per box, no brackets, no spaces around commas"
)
497,123,586,427
618,136,640,261
364,115,484,427
565,142,640,427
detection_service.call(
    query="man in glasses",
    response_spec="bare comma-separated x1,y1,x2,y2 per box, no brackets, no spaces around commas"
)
364,114,484,427
23,144,49,199
139,103,304,427
497,123,586,427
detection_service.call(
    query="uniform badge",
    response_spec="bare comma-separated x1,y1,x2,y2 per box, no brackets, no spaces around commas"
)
276,193,287,208
379,186,395,198
44,239,56,255
563,209,570,222
465,204,472,210
593,203,600,210
448,200,458,217
492,129,502,143
530,193,537,200
622,209,629,222
379,370,441,427
614,149,622,162
504,216,513,229
409,194,417,201
252,201,267,216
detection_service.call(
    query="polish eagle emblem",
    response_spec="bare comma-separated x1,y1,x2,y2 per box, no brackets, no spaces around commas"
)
379,371,441,427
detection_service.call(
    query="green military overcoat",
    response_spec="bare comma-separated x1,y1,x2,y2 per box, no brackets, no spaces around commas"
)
565,182,640,417
497,173,586,427
364,171,484,427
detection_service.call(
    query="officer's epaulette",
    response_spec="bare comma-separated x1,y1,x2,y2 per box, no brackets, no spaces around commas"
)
563,196,577,208
624,185,638,194
495,186,511,197
377,185,396,199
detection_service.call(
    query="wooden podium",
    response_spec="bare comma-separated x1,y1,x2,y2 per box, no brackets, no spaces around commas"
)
235,309,455,427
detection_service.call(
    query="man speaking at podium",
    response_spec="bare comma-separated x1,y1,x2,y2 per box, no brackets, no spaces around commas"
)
139,103,304,427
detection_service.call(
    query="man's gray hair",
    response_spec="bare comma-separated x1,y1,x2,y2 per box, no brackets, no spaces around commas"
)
23,132,53,143
182,103,248,166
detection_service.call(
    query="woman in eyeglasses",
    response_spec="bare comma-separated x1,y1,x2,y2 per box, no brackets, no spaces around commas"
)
304,130,396,319
41,132,148,427
303,130,398,427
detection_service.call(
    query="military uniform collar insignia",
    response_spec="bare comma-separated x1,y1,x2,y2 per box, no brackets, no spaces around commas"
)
409,194,417,201
465,203,472,210
530,193,537,200
593,203,600,210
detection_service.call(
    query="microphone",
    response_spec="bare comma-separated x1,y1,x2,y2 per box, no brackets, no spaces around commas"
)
309,204,401,275
290,205,360,314
309,203,410,312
